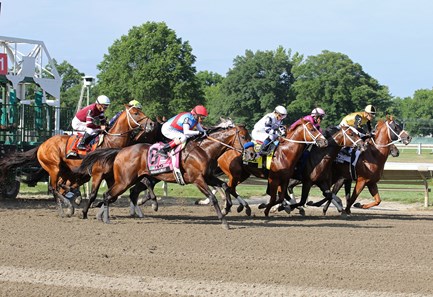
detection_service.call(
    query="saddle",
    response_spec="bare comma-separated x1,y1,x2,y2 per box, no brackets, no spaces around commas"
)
335,147,361,180
65,134,101,159
147,143,185,185
243,140,279,170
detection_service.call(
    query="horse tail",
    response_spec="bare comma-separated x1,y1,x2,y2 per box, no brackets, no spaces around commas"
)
76,148,121,175
0,146,40,173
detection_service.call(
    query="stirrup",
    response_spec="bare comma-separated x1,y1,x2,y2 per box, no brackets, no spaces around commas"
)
66,151,77,158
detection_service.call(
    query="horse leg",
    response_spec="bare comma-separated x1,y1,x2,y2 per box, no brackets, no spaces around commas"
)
264,180,280,217
82,172,106,219
207,176,232,216
129,178,155,218
195,177,229,230
227,175,252,216
45,169,74,218
355,183,381,209
137,178,158,211
344,181,366,216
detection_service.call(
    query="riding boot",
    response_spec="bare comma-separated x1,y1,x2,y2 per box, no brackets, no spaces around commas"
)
258,138,271,156
77,132,92,150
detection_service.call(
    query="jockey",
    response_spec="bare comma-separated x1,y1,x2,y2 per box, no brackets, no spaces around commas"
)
158,105,208,157
290,107,326,132
244,105,287,156
339,104,376,139
72,95,110,150
108,99,142,128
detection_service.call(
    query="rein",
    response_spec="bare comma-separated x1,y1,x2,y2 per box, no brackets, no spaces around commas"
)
206,135,243,153
104,107,151,137
204,125,246,154
281,123,324,145
334,126,363,147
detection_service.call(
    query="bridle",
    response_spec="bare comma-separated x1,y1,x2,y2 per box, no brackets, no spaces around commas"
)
371,121,408,148
333,126,363,147
282,122,326,145
104,106,153,137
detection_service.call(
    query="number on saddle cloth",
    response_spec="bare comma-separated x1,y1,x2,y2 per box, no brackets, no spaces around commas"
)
147,143,182,175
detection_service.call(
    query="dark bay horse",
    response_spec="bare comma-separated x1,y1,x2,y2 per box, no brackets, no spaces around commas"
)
210,119,328,217
0,105,155,217
277,125,365,214
76,118,243,220
77,122,251,229
309,117,412,216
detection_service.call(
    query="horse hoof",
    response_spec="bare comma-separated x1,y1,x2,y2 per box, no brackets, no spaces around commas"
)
74,196,82,206
270,205,279,213
353,203,362,208
151,202,158,212
221,219,230,230
306,201,314,206
298,207,305,216
257,203,266,209
195,198,210,205
245,206,252,216
236,204,244,213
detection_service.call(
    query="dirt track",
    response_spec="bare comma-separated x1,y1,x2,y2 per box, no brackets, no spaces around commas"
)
1,194,433,297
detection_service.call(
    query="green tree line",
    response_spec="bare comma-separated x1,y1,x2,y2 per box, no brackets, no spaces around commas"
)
56,21,433,136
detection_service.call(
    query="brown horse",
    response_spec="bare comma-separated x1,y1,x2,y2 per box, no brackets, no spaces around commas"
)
77,121,252,229
0,105,155,217
276,125,365,214
76,118,243,220
210,119,328,217
309,117,412,215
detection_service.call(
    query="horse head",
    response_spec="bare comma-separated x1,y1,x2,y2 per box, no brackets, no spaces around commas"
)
386,115,412,145
201,120,254,160
327,126,366,152
116,105,157,143
286,119,328,148
373,116,412,148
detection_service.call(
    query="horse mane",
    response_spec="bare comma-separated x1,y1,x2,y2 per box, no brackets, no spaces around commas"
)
324,126,339,138
287,118,306,133
206,117,237,134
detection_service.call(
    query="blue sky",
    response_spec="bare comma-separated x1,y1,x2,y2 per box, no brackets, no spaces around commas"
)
1,0,432,98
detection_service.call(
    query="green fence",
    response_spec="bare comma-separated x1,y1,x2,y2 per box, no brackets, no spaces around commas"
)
0,103,74,147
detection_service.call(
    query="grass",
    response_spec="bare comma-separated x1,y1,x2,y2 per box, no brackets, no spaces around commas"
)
18,148,433,205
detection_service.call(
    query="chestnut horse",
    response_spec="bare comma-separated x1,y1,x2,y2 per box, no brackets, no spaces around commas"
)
77,122,251,229
0,105,155,217
209,119,328,217
309,117,411,216
276,125,365,214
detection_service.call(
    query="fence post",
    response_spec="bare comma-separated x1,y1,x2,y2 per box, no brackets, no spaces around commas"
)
417,143,421,155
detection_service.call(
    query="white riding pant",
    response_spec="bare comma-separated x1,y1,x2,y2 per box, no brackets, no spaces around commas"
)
72,117,99,135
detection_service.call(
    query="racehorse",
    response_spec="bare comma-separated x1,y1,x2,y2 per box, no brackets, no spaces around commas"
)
309,116,411,216
76,121,252,229
277,125,365,214
0,105,155,217
76,118,242,220
210,119,328,217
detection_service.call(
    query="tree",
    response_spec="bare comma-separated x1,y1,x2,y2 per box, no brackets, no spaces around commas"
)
218,47,299,129
290,50,391,125
196,71,225,125
398,89,433,136
50,60,85,109
96,22,203,119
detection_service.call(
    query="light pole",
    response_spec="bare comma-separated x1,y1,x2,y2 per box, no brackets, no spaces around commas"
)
76,76,95,113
